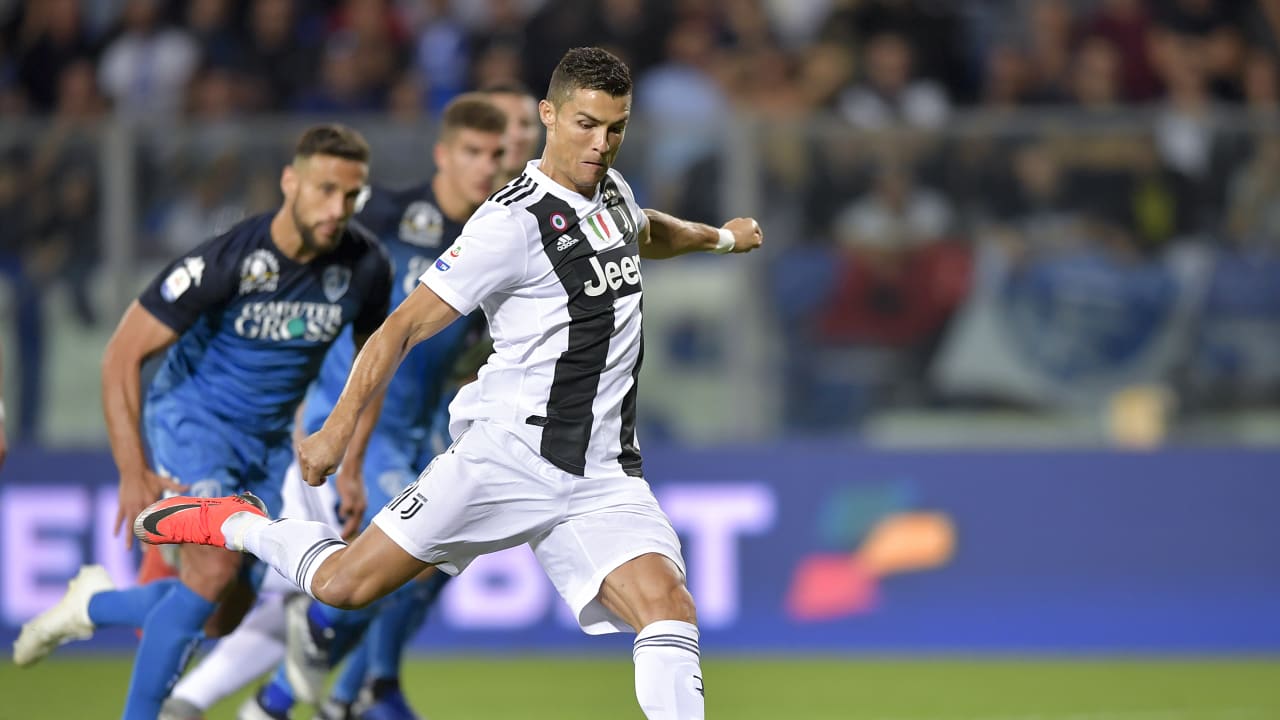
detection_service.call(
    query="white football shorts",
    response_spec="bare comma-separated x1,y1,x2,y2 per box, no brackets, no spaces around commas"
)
371,420,685,635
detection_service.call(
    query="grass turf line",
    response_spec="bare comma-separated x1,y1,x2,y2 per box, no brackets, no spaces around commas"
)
1,656,1277,719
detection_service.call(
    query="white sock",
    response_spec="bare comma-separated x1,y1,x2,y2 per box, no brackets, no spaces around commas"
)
633,620,704,720
170,594,287,709
222,515,346,599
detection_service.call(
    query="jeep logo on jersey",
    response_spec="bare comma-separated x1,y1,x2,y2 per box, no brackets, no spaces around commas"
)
400,201,443,247
239,249,280,294
322,265,351,302
233,301,344,342
581,244,642,299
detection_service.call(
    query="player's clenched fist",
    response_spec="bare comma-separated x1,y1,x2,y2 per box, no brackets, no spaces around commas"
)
296,428,347,486
723,217,764,253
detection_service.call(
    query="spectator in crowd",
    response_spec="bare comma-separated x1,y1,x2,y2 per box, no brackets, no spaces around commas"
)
821,0,969,101
635,16,730,206
7,0,96,112
160,152,246,256
293,33,381,114
97,0,198,121
1150,0,1246,100
1154,42,1223,235
329,0,409,104
838,32,950,130
980,43,1031,110
185,0,241,70
411,0,470,113
471,39,524,91
797,41,855,111
989,143,1089,260
1083,0,1161,102
1022,0,1076,104
28,59,105,325
239,0,318,111
834,161,952,254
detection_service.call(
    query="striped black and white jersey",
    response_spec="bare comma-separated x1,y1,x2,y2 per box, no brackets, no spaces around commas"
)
421,160,648,478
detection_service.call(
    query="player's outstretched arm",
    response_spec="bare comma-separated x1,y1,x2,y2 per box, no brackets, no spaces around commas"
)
639,209,764,260
329,331,387,538
102,301,188,547
297,285,461,486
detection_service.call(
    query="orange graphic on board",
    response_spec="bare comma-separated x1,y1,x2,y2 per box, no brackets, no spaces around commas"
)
786,511,955,621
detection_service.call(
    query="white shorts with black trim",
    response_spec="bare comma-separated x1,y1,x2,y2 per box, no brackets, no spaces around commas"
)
371,420,685,635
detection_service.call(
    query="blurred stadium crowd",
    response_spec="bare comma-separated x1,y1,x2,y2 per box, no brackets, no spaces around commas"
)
2,0,1280,446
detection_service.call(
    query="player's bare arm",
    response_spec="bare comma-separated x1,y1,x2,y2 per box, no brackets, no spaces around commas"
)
297,285,461,485
639,209,764,259
329,331,387,537
101,301,188,547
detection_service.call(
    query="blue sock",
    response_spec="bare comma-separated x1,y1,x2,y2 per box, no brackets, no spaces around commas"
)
330,638,370,704
312,601,377,662
368,573,450,680
121,582,214,720
87,578,180,629
260,666,297,715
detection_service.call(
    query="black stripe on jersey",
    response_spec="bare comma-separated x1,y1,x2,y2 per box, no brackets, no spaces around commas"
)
617,297,643,477
503,186,538,207
525,193,609,476
489,174,531,204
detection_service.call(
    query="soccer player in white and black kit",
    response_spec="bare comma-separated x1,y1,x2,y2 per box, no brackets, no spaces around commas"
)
132,46,763,720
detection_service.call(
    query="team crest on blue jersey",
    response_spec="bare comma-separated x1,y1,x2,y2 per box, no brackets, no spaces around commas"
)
400,201,444,247
239,249,280,294
323,265,352,302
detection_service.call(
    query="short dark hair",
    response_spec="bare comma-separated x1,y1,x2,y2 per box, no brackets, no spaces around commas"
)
440,92,508,139
546,47,632,108
294,123,370,163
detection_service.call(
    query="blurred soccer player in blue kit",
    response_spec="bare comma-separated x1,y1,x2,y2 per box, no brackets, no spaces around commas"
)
252,94,508,720
12,124,393,720
154,94,512,720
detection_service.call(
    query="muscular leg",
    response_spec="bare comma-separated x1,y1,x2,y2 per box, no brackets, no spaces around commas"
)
224,513,430,608
597,553,696,630
598,553,703,720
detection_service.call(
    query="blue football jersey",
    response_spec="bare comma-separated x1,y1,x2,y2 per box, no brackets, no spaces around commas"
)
302,184,481,458
139,213,393,437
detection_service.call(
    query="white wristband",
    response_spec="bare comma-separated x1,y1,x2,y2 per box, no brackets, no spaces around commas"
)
0,400,5,425
713,227,735,254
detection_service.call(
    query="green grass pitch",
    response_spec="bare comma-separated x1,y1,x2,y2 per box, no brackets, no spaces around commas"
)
2,655,1278,719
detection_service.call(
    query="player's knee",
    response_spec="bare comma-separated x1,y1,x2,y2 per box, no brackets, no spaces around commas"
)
656,583,698,626
630,575,698,627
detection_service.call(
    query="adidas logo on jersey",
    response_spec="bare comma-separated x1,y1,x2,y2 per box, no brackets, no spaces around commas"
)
555,235,579,252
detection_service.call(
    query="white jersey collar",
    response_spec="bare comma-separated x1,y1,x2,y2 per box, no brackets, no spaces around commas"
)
528,159,603,208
